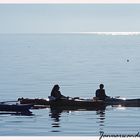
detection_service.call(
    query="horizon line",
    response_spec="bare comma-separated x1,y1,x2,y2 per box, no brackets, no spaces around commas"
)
0,32,140,35
0,0,140,4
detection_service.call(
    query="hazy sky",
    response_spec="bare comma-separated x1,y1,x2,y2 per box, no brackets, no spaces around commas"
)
0,4,140,33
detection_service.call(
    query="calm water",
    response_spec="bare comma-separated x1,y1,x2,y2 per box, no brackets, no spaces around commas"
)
0,33,140,136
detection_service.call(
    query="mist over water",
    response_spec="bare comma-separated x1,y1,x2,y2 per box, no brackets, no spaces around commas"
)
0,33,140,135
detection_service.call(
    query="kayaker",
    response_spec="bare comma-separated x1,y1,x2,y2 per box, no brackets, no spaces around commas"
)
50,84,68,101
95,84,109,101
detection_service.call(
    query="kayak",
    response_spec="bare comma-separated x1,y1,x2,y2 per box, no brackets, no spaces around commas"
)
18,97,140,108
0,103,33,113
49,99,105,110
106,98,140,107
18,98,105,110
18,98,50,106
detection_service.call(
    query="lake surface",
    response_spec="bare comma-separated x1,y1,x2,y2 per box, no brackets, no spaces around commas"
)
0,33,140,136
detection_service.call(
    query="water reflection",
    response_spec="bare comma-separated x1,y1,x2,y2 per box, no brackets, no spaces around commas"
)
96,109,106,134
49,108,62,128
49,106,106,132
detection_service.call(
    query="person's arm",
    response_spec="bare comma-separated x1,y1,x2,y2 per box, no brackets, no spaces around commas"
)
95,90,98,97
104,90,110,98
94,90,100,100
59,91,69,99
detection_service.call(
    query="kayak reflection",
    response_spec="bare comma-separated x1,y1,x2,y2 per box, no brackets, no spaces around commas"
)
49,108,62,128
96,109,106,135
49,106,106,130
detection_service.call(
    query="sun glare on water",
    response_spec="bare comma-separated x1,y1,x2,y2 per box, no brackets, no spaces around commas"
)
70,32,140,36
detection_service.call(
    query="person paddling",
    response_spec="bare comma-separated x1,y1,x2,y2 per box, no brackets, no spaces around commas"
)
50,84,68,101
95,84,109,101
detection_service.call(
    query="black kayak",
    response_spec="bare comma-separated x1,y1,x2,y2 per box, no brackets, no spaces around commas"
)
18,97,140,109
0,104,33,113
49,99,105,110
105,98,140,107
18,97,105,110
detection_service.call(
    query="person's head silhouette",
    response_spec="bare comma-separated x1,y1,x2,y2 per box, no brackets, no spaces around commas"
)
99,84,104,89
53,84,60,91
